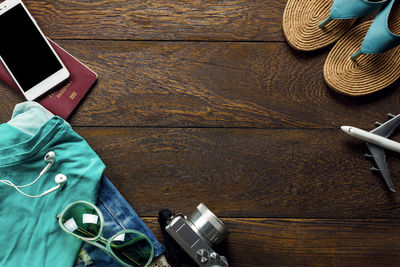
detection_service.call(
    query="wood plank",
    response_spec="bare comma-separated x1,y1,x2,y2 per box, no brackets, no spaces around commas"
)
1,41,400,128
25,0,285,41
143,217,400,267
75,127,400,218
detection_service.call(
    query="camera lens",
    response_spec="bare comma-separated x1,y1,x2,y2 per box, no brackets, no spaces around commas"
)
187,203,229,245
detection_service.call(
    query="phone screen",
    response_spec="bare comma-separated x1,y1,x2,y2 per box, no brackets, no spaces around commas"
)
0,3,62,91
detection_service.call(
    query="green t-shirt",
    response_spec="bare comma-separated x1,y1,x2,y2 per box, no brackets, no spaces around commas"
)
0,102,105,266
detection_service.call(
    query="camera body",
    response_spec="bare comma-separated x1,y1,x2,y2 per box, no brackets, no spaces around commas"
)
165,203,229,267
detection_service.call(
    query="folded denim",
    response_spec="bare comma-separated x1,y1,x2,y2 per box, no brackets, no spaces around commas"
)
75,175,165,267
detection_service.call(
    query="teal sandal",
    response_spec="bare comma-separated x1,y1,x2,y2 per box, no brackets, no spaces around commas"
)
283,0,387,51
324,0,400,95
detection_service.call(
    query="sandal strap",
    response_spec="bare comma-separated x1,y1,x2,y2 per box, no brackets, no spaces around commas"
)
360,0,400,54
330,0,388,19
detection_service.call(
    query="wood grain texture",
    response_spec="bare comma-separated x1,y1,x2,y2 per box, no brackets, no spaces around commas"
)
73,127,400,218
1,1,399,265
143,217,400,267
2,41,400,128
24,0,285,41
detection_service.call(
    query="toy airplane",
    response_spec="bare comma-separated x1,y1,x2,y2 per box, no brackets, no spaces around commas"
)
341,113,400,192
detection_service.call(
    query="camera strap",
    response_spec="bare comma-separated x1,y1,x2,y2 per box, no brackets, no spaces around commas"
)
158,209,183,267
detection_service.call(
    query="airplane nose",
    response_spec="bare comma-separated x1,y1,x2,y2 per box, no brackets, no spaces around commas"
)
341,126,352,134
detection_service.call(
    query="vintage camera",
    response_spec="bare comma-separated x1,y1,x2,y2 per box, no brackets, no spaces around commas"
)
165,203,229,267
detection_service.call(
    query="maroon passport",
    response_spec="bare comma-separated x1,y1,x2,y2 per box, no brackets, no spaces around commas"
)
0,39,97,120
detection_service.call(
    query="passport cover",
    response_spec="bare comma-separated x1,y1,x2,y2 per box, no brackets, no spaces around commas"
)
0,38,97,120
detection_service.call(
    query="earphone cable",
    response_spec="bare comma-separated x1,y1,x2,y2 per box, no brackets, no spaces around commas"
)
0,172,44,188
0,179,49,198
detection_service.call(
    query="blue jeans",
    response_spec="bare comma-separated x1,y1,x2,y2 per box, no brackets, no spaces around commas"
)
75,175,164,266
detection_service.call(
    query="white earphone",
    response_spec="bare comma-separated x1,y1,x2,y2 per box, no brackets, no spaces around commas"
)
0,151,67,198
40,151,56,176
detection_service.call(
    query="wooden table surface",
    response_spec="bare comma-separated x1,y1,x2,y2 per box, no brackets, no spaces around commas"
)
1,1,400,266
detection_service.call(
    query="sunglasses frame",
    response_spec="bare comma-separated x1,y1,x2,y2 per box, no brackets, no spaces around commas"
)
58,200,154,267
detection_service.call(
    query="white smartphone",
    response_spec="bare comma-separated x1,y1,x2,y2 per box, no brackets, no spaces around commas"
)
0,0,69,100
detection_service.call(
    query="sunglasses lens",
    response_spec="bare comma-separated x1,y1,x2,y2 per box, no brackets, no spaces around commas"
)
110,231,154,267
61,202,101,239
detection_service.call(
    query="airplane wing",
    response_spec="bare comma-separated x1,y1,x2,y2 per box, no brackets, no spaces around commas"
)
366,142,395,192
370,114,400,137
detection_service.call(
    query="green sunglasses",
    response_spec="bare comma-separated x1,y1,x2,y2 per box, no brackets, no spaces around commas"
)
57,200,154,267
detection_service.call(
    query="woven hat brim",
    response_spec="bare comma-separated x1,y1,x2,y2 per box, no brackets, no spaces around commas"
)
283,0,356,51
324,20,400,96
